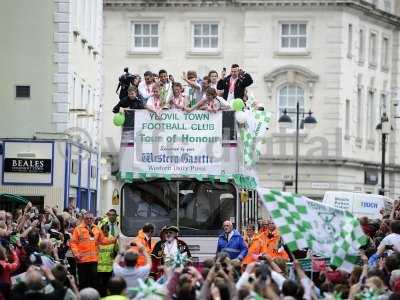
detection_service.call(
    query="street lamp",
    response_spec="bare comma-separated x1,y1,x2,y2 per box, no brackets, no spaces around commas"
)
279,103,317,194
375,112,391,196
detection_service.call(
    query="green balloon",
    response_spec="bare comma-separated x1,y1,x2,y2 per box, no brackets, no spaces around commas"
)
113,113,125,126
231,98,245,111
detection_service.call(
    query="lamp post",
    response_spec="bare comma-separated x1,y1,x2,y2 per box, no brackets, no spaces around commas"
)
375,112,390,196
279,104,317,194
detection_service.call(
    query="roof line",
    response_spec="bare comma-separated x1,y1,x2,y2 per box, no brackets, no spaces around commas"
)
104,0,400,26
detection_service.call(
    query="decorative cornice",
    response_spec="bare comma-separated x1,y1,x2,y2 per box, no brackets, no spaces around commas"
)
104,0,400,26
264,65,319,83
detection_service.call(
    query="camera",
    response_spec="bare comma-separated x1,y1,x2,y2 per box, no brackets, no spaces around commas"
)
214,262,221,272
255,262,271,281
385,244,394,250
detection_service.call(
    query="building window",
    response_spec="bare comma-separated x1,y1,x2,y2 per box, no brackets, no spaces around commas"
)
132,23,159,51
348,24,353,58
278,85,305,128
384,0,392,12
345,99,350,138
280,23,307,51
380,93,387,116
15,85,30,98
369,32,377,67
367,91,375,140
359,29,365,64
80,83,85,108
192,23,219,51
357,88,363,139
382,37,389,70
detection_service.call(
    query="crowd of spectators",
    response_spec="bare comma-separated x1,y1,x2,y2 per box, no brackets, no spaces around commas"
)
0,198,398,299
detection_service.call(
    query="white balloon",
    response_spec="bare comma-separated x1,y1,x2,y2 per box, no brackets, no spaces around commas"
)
235,111,247,124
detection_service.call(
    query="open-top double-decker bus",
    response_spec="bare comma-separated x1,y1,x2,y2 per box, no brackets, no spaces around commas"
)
116,108,265,262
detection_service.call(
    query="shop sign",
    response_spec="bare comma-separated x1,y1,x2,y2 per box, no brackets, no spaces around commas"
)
4,158,52,173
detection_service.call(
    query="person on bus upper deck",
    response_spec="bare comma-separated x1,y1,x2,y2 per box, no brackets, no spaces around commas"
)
182,70,202,108
112,86,145,113
216,220,248,261
169,82,187,110
146,83,170,113
217,64,253,103
138,71,154,103
208,70,219,90
200,76,211,99
186,87,230,113
159,69,172,105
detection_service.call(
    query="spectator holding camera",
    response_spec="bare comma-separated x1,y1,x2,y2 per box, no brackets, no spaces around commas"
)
217,64,253,103
377,220,400,254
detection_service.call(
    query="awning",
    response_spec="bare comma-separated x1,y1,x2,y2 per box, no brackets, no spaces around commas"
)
0,193,28,204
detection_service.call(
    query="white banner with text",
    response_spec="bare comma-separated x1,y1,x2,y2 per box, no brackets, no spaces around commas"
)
133,110,222,175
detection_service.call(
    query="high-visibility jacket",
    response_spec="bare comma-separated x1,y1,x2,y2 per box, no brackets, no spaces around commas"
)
97,243,115,273
242,234,262,265
70,223,114,264
129,230,155,267
242,230,289,265
259,230,289,261
243,231,259,248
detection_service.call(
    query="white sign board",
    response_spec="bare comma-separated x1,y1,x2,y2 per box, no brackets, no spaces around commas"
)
2,141,54,185
133,110,222,175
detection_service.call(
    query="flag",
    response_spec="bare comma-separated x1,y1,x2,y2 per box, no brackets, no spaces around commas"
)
239,109,271,166
257,188,368,272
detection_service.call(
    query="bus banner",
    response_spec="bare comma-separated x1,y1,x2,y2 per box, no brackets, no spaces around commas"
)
133,110,223,175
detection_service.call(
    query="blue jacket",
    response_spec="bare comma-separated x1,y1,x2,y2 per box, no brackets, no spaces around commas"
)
216,230,248,260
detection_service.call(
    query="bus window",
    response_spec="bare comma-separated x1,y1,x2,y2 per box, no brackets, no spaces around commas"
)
178,181,236,236
121,180,237,237
121,180,178,236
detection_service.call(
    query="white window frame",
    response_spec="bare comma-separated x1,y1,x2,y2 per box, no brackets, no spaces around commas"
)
72,0,80,34
278,21,308,53
130,21,160,53
369,30,378,67
367,90,375,140
190,22,221,53
277,84,306,130
381,36,390,71
356,86,363,140
347,24,353,58
345,99,350,138
383,0,392,13
358,28,365,65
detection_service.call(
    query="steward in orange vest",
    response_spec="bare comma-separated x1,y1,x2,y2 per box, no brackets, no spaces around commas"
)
242,220,289,265
129,223,156,267
70,213,116,289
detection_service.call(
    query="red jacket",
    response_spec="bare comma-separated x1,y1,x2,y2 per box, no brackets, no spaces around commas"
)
0,250,20,284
